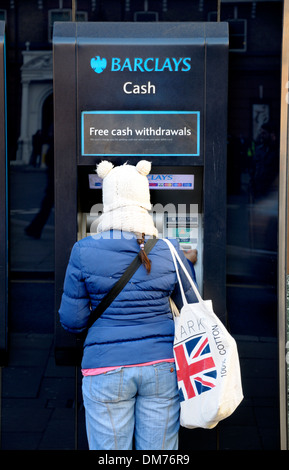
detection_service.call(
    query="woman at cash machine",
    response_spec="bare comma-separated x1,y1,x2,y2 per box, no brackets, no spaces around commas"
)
58,159,198,450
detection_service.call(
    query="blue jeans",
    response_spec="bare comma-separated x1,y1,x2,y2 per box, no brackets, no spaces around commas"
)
82,362,180,450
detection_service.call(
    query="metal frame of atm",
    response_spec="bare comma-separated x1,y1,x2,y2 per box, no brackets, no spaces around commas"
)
0,21,8,366
53,22,228,365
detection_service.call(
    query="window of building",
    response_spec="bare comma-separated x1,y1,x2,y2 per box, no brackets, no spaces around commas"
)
0,10,7,22
48,9,88,42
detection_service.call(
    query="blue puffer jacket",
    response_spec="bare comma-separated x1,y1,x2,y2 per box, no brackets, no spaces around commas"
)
58,230,199,369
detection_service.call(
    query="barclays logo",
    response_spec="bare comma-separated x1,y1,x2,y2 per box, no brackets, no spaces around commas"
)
90,56,191,74
90,56,107,74
148,174,173,181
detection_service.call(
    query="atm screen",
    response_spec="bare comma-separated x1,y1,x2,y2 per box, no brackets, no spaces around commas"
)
164,215,199,249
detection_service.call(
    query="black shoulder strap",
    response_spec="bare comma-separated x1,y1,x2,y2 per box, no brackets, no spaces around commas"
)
86,237,158,330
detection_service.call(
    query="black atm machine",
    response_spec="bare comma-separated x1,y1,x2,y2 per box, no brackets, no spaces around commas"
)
53,22,228,369
0,21,8,366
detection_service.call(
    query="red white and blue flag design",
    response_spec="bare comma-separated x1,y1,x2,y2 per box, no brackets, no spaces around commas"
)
174,334,217,402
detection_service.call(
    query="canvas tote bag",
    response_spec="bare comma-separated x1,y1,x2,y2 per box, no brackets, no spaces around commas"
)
163,238,243,429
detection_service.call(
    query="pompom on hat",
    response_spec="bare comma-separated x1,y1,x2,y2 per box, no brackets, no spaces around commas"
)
96,160,114,179
96,160,158,237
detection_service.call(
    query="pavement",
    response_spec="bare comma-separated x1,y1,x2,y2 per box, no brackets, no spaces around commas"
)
0,164,282,450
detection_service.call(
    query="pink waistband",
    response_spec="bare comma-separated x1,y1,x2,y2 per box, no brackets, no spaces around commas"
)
82,358,175,376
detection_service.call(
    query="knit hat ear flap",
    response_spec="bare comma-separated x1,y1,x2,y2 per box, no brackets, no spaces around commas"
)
96,160,114,179
136,160,151,176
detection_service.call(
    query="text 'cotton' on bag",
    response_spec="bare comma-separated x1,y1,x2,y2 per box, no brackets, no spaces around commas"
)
164,238,243,429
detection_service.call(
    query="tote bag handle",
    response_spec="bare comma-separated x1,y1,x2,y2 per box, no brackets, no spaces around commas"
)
163,238,204,306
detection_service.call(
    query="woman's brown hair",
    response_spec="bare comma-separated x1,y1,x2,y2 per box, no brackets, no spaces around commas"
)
137,233,152,273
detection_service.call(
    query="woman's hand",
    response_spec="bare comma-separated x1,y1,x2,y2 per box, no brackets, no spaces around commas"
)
184,249,198,265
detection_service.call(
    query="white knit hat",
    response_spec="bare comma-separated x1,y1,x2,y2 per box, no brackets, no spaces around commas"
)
95,160,158,237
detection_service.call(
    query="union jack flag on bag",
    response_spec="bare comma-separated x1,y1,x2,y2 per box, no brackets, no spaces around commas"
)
174,333,217,402
164,239,243,430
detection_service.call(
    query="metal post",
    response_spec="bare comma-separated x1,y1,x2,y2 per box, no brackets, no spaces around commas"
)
72,0,76,21
278,0,289,451
217,0,221,22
